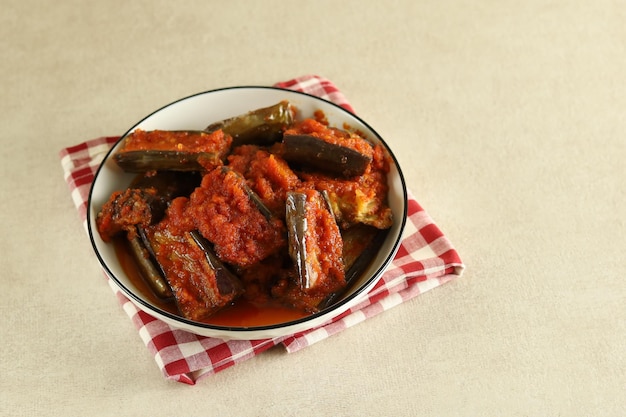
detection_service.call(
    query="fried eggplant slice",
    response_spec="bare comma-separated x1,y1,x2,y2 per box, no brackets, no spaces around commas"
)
96,170,201,241
128,227,173,300
227,145,302,218
281,118,373,178
285,190,345,292
114,129,232,172
96,188,167,242
185,167,286,267
270,190,345,313
205,100,295,147
286,192,309,289
129,170,201,200
190,231,245,297
142,221,244,322
96,171,200,297
300,143,393,230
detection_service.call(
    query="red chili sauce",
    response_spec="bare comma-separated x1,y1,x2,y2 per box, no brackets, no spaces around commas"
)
114,237,309,326
186,168,286,268
227,145,302,217
120,129,232,154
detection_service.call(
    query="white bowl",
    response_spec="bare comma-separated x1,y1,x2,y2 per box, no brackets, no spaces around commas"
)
87,86,407,340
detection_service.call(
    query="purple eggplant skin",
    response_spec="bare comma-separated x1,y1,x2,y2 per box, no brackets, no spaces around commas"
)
103,171,200,235
127,226,174,300
205,100,294,147
130,171,201,202
285,192,309,289
281,133,373,178
189,231,244,297
285,190,345,293
114,150,224,173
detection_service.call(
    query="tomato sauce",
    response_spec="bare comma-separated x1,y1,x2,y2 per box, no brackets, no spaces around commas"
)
120,129,232,154
227,145,301,217
203,298,308,327
114,237,308,326
186,168,286,268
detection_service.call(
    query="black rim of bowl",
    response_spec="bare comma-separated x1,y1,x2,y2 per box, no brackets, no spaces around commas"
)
87,85,408,334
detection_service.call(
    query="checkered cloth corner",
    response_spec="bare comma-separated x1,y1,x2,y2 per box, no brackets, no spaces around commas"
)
59,75,464,385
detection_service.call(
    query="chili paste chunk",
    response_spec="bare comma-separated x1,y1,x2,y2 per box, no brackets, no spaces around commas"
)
143,214,243,322
186,167,286,268
227,145,301,218
96,188,165,242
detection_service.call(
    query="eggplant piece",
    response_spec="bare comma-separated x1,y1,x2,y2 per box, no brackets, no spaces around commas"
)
213,166,273,221
190,231,245,297
114,150,224,172
285,190,345,291
299,168,394,230
226,146,302,219
127,227,173,300
130,170,201,201
97,171,200,297
96,171,201,242
142,225,244,322
205,100,294,147
234,168,274,221
185,167,286,268
281,133,372,178
319,189,335,219
317,226,388,310
113,130,232,172
96,188,167,242
286,192,310,289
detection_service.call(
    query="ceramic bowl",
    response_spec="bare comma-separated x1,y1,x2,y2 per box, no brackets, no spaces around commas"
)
87,86,407,340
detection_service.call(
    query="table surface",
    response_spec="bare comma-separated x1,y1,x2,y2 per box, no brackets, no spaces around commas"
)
3,1,625,415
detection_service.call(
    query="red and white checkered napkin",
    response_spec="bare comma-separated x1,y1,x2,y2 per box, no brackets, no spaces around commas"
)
59,75,465,385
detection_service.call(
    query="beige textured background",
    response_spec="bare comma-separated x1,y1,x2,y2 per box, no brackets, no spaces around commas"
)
2,0,625,416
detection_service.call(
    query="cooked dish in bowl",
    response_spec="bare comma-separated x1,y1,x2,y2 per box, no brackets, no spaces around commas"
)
88,87,407,340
